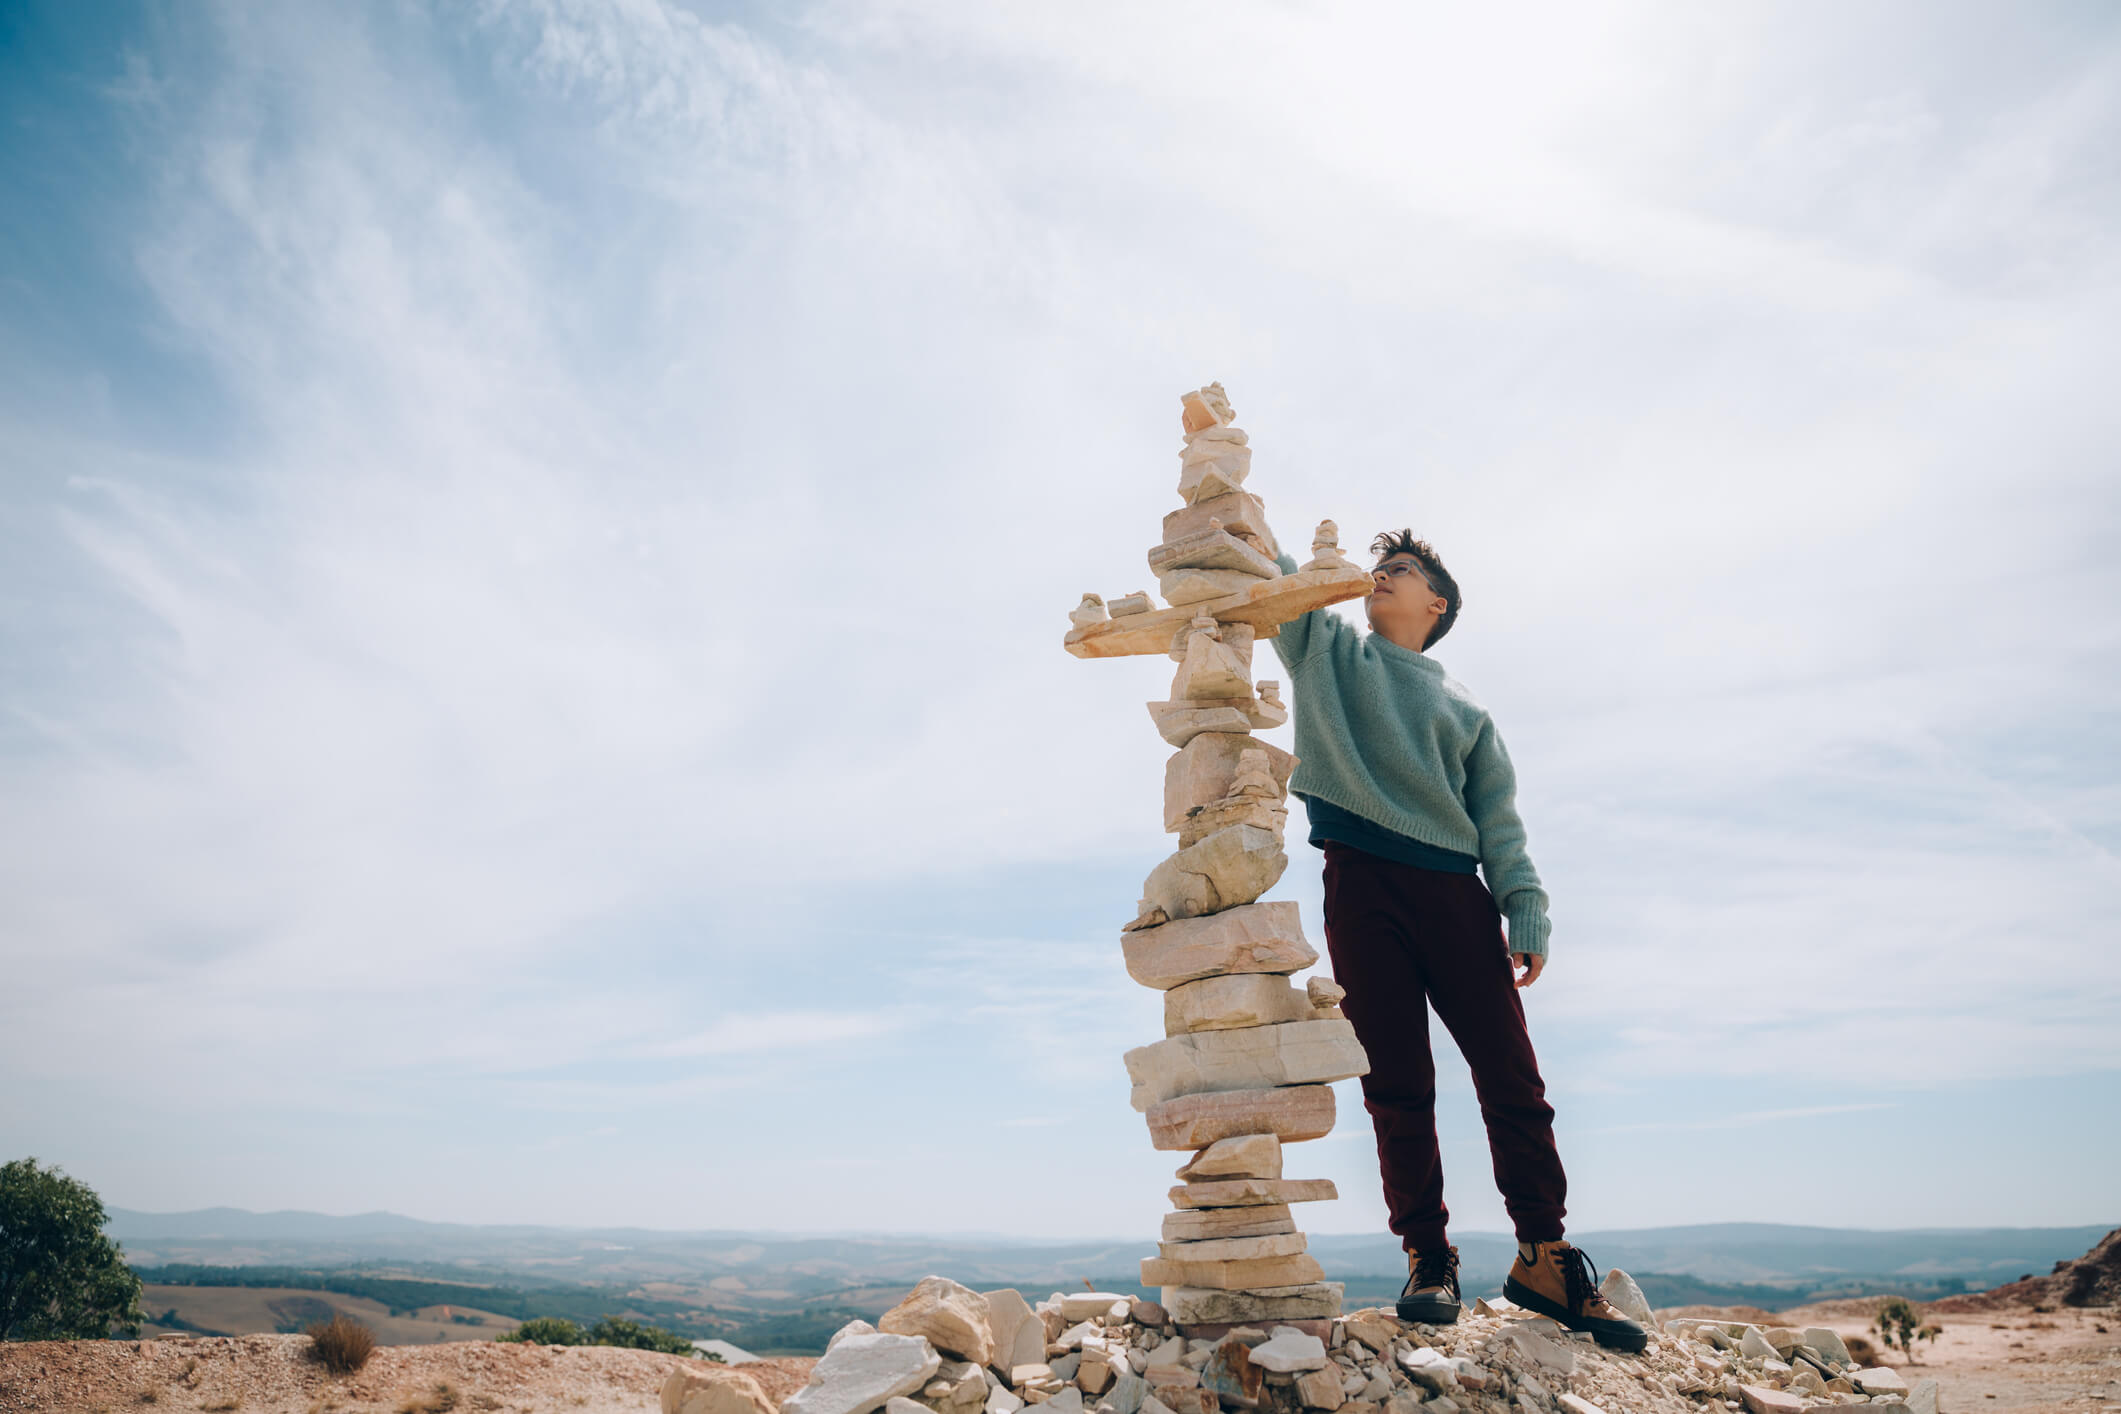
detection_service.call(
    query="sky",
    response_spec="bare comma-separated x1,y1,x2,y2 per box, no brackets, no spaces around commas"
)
1,0,2117,1244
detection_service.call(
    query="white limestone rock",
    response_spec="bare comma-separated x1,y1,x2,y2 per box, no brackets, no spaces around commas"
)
1175,1133,1282,1182
1163,732,1294,834
1164,973,1311,1035
785,1333,943,1414
1804,1327,1852,1365
984,1289,1046,1378
1122,902,1316,989
1247,1329,1329,1373
880,1275,995,1366
1159,1283,1343,1324
1155,1232,1308,1263
1136,825,1287,927
1597,1268,1655,1329
1060,1292,1130,1321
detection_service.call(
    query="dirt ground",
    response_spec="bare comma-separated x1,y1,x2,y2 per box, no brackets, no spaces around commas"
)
1766,1297,2119,1414
0,1333,818,1414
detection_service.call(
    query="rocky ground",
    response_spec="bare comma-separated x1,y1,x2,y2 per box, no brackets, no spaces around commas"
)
0,1334,816,1414
2,1281,2112,1414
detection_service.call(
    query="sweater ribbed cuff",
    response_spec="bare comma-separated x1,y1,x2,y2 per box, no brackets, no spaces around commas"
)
1503,894,1550,958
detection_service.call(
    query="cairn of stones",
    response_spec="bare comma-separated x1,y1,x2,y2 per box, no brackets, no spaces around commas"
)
1063,382,1378,1335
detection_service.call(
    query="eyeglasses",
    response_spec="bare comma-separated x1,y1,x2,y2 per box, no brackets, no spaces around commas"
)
1374,559,1432,586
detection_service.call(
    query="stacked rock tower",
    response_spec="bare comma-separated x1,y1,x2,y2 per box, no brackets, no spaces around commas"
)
1064,383,1379,1335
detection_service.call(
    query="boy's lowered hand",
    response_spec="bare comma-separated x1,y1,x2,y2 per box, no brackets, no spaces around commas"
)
1512,953,1545,989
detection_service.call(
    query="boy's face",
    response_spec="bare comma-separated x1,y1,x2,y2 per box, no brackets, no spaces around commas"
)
1366,552,1450,647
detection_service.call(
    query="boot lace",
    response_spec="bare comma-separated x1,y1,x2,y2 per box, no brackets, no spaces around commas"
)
1559,1244,1605,1315
1410,1246,1461,1299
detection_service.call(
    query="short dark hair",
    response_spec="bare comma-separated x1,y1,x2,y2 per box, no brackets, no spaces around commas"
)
1370,529,1461,646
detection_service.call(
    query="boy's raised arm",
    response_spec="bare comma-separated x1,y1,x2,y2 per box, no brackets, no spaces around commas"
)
1270,550,1356,673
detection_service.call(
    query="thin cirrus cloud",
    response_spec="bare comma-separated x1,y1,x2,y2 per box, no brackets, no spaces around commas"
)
0,0,2114,1233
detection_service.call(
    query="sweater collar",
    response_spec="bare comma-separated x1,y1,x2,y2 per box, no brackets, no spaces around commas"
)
1365,631,1445,671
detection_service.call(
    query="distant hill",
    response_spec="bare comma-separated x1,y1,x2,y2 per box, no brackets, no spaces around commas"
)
108,1207,2111,1302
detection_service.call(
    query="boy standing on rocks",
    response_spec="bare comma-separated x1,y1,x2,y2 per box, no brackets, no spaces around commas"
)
1271,531,1645,1352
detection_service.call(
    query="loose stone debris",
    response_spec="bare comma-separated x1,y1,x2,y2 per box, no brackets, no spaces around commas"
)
783,1279,1935,1414
1064,382,1377,1328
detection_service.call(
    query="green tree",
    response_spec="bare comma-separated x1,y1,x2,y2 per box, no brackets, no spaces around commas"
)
0,1158,145,1341
1872,1297,1941,1362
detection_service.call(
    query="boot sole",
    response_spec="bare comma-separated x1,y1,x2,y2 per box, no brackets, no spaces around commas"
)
1395,1295,1461,1326
1501,1277,1648,1353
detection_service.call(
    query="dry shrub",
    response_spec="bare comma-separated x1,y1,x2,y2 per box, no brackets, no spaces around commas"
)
1843,1333,1878,1365
176,1357,200,1385
201,1399,242,1412
307,1314,378,1375
394,1383,461,1414
135,1390,162,1406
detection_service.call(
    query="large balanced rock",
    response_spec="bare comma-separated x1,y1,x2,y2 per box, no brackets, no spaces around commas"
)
664,1367,778,1414
785,1332,942,1414
1137,825,1287,924
1126,1020,1368,1109
878,1275,994,1366
1122,902,1316,989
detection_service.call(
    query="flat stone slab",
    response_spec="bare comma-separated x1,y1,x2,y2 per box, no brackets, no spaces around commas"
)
1141,1251,1324,1290
1146,1086,1336,1150
1155,1232,1307,1263
1161,1205,1296,1242
1175,1317,1328,1345
1127,1019,1368,1110
1160,1283,1343,1325
1738,1388,1804,1414
1123,902,1316,990
1065,566,1373,659
1246,1328,1329,1374
1165,973,1312,1035
1169,1177,1337,1208
784,1332,942,1414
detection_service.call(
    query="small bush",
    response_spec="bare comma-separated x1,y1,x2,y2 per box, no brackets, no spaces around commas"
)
1844,1333,1878,1364
498,1316,585,1346
306,1314,378,1374
585,1317,695,1355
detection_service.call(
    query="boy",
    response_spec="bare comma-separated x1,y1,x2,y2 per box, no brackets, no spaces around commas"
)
1271,530,1644,1351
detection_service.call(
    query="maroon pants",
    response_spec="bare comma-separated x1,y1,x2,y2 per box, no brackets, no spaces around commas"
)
1320,842,1567,1252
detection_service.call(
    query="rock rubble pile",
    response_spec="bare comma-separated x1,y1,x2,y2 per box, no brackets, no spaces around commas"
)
769,1274,1945,1414
1063,382,1378,1327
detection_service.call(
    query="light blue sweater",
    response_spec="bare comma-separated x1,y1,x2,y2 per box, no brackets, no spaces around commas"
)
1270,554,1552,956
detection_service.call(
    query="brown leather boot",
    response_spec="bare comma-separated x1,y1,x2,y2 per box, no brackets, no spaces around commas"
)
1503,1240,1647,1352
1396,1245,1461,1325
